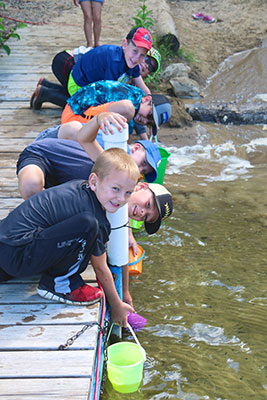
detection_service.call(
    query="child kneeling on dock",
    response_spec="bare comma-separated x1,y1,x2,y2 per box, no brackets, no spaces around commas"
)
0,148,140,327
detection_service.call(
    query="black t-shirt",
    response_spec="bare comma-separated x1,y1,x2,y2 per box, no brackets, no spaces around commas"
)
0,179,110,256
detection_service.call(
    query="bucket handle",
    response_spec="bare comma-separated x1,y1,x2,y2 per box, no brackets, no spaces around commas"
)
106,322,146,361
127,323,146,361
128,247,145,266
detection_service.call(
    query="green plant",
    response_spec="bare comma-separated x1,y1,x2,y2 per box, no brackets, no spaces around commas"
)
178,46,199,63
132,0,154,30
0,2,27,55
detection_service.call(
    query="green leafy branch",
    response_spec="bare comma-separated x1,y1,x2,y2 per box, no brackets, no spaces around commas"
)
0,2,27,55
132,0,154,30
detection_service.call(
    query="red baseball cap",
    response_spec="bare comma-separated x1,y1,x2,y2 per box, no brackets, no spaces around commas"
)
126,27,153,51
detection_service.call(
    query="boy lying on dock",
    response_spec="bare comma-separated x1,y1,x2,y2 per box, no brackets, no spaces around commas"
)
16,112,172,257
0,148,140,327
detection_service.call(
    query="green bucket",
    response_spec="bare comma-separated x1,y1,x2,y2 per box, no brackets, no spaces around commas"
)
155,147,171,184
130,219,144,231
144,146,171,185
107,324,146,393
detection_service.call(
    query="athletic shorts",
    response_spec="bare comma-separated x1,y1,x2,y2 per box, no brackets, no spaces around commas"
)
16,149,59,188
68,71,81,97
61,102,113,124
52,51,74,90
79,0,104,3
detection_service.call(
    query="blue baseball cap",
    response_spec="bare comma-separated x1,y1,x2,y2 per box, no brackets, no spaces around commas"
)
136,140,161,182
151,94,172,136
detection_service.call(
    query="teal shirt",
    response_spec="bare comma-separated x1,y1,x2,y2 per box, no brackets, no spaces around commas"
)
67,80,144,134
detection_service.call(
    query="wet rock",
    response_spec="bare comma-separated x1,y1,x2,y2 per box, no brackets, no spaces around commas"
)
161,63,191,80
186,104,267,125
170,77,201,99
168,97,193,128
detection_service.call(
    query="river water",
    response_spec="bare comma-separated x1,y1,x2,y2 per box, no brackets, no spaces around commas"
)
102,45,267,399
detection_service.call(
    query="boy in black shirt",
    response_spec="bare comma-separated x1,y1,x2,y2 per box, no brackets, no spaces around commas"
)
0,148,140,327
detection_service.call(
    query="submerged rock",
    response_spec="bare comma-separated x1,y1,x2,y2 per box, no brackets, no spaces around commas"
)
186,103,267,125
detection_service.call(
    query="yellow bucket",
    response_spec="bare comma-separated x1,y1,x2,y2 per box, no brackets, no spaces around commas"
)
128,244,145,275
107,324,146,393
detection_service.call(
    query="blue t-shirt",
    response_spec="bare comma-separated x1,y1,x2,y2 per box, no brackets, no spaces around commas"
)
67,80,144,135
71,45,140,87
17,138,130,187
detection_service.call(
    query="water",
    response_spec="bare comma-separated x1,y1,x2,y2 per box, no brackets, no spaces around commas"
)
101,46,267,399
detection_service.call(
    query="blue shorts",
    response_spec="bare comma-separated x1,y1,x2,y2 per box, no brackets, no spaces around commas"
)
79,0,103,3
16,149,59,188
35,126,60,141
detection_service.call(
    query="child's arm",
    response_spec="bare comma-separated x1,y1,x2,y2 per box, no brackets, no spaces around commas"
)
77,112,127,161
59,112,127,162
129,222,138,256
122,263,134,309
91,253,134,327
132,75,151,95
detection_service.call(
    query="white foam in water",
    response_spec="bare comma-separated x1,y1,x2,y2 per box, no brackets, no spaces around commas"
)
242,137,267,152
206,156,253,182
164,140,255,182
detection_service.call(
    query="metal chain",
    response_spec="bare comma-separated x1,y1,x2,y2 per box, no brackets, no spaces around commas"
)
58,322,102,350
100,320,111,394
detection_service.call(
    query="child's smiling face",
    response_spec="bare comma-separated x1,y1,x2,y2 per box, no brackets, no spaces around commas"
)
89,169,136,213
122,40,147,69
128,183,159,223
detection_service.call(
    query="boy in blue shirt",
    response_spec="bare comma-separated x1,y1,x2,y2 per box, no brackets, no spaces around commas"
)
0,148,140,327
31,27,152,109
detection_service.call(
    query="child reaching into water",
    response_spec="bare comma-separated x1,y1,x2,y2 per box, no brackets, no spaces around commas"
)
0,148,140,327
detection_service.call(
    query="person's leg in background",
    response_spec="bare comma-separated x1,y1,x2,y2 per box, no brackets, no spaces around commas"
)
91,0,103,47
80,0,93,47
80,0,103,48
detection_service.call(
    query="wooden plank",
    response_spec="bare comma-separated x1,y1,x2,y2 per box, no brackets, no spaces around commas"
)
0,138,43,151
0,350,94,378
0,324,98,350
0,303,98,326
0,197,22,209
0,124,47,134
0,110,61,125
0,282,96,303
0,154,20,165
0,7,101,399
0,378,90,399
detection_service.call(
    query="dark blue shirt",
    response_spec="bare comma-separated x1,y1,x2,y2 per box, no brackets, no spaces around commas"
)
17,138,130,187
0,179,110,256
71,45,140,87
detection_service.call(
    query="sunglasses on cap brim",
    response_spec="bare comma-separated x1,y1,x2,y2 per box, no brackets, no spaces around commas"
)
145,56,157,75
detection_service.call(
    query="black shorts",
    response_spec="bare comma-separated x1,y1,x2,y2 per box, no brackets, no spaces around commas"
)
16,149,59,188
52,50,74,90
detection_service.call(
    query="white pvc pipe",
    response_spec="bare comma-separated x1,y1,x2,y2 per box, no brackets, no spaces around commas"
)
102,125,129,267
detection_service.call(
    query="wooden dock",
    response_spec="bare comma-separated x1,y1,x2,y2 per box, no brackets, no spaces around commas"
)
0,8,105,400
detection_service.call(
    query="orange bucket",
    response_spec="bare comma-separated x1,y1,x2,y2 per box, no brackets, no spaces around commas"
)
128,245,145,275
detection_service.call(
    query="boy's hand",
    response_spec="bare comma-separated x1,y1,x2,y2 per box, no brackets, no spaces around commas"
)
73,0,80,6
123,289,134,309
112,301,134,328
98,112,127,135
129,228,138,256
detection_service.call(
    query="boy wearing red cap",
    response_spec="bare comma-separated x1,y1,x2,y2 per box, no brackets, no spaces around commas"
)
31,27,153,110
